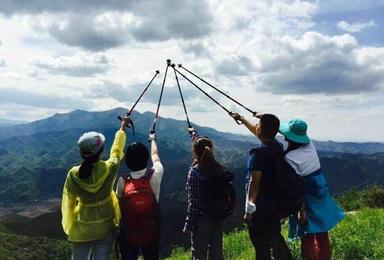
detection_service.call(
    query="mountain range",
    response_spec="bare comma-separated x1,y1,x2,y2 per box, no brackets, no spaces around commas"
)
1,107,384,254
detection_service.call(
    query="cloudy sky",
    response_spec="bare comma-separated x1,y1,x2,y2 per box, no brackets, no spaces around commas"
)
0,0,383,142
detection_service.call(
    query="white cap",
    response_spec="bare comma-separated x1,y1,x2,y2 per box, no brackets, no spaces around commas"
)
77,131,105,157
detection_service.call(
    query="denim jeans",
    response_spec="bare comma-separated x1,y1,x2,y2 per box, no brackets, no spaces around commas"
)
191,215,224,260
72,231,115,260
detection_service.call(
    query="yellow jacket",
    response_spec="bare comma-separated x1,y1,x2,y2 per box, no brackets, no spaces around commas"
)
61,130,126,242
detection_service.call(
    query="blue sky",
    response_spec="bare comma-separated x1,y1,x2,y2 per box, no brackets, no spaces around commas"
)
0,0,383,141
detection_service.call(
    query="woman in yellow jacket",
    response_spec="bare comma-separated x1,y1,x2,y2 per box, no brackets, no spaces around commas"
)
61,116,130,260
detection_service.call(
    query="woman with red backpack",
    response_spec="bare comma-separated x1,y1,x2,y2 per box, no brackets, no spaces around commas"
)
61,115,130,260
116,132,163,260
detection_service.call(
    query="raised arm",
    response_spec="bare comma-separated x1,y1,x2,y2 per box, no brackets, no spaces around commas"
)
149,133,161,163
109,115,130,161
188,127,199,142
232,113,258,136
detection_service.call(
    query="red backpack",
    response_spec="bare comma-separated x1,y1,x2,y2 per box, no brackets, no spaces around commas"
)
121,169,160,246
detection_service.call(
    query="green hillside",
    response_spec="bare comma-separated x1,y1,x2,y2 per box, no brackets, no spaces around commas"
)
1,208,383,259
1,108,384,255
1,108,384,207
167,208,384,260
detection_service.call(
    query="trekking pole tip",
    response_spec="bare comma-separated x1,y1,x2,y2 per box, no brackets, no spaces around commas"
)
171,63,176,68
178,64,182,68
155,70,160,74
166,59,172,65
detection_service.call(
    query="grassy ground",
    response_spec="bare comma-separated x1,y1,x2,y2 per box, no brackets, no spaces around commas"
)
1,208,382,259
166,208,384,260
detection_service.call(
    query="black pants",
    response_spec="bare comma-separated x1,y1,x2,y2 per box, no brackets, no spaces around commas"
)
118,231,160,260
191,215,224,260
247,208,292,260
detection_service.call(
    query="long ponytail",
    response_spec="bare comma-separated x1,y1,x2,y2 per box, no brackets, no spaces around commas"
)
79,147,103,179
192,138,225,178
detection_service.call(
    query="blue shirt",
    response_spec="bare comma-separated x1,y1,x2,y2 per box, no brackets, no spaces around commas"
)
245,139,283,208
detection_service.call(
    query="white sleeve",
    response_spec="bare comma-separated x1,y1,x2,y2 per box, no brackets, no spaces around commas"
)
116,177,125,198
150,161,164,202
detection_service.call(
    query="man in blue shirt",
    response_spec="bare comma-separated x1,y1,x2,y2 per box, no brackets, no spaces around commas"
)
233,112,292,260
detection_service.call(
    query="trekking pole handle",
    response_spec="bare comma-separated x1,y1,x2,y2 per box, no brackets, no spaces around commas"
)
252,111,261,118
117,114,132,128
229,112,244,125
148,130,156,142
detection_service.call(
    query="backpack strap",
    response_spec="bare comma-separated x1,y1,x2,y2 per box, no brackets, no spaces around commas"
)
122,173,132,182
142,168,155,180
123,168,154,182
249,147,258,155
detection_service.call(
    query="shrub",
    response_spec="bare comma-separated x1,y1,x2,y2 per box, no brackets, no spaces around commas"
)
337,185,384,211
363,186,384,208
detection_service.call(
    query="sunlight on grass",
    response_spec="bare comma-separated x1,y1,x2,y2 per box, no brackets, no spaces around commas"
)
166,209,384,260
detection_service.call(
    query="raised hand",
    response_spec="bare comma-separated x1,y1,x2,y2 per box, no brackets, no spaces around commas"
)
149,132,156,141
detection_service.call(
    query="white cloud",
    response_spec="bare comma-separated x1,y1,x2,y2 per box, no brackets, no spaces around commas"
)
0,0,383,141
31,52,112,77
337,20,376,33
258,32,384,94
0,58,6,67
318,0,384,14
0,88,92,109
16,1,213,51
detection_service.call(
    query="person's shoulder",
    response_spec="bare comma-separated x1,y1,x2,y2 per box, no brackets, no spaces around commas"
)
249,145,268,156
68,165,80,176
117,175,126,182
189,165,200,176
153,160,163,169
152,161,164,175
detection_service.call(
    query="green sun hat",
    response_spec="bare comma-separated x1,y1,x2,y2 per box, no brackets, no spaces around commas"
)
279,119,310,144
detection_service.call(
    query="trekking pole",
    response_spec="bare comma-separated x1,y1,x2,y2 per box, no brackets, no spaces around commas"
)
173,66,243,125
118,70,160,135
178,64,258,117
150,59,171,135
171,63,192,129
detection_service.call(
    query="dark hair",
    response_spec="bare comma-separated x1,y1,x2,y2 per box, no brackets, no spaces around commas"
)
79,146,104,179
192,137,213,162
285,138,305,153
259,113,280,139
192,137,226,178
125,142,149,171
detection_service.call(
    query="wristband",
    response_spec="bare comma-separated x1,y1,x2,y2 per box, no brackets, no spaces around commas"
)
246,201,256,214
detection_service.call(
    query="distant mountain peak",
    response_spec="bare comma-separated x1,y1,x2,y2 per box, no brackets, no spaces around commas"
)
0,108,383,154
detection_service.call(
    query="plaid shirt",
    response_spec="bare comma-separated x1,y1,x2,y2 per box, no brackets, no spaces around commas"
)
184,130,204,231
184,166,202,231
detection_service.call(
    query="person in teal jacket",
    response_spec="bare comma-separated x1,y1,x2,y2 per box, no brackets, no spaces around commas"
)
61,115,130,260
279,119,345,260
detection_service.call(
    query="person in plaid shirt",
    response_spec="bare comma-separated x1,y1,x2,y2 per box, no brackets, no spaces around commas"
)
183,128,225,260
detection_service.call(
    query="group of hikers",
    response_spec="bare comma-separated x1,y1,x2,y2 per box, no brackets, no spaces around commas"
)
61,111,345,260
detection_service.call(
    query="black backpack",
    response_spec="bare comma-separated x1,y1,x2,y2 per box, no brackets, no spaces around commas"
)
195,165,236,221
271,154,305,218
